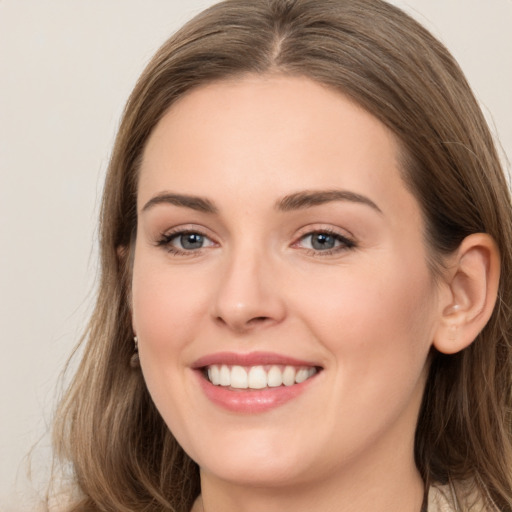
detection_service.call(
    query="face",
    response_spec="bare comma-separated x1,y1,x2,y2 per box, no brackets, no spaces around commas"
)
132,75,441,488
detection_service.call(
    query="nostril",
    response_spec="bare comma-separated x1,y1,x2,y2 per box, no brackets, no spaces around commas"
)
214,314,272,332
215,316,227,325
248,316,270,324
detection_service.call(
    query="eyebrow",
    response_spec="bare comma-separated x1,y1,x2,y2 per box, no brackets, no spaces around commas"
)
141,189,381,215
142,192,218,214
275,189,382,213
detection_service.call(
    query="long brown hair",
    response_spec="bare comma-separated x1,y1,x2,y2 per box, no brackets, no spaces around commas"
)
51,0,512,510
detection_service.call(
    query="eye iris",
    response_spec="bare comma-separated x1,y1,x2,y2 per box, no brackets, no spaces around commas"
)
311,233,336,250
180,233,204,250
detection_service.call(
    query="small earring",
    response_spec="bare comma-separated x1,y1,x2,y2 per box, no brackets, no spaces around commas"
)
130,335,140,368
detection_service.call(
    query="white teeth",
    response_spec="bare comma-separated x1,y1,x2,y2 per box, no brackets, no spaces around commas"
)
230,365,248,389
282,365,296,386
295,368,310,383
219,364,231,386
248,366,267,389
267,365,283,387
205,364,318,389
208,365,220,385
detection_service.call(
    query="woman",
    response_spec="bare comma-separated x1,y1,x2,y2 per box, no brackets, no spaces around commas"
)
50,0,512,510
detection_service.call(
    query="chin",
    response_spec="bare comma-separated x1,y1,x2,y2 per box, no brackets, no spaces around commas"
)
181,423,332,488
199,452,311,487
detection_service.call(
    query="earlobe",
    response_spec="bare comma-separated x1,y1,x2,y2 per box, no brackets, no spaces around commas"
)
433,233,500,355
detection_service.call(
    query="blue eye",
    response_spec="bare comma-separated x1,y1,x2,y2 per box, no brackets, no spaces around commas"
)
158,230,215,254
309,233,337,250
179,233,205,250
298,231,355,253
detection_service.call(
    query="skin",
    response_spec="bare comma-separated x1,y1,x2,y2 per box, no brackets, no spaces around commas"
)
132,75,446,512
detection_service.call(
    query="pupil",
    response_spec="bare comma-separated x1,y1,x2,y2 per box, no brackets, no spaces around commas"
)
312,233,335,250
181,233,203,249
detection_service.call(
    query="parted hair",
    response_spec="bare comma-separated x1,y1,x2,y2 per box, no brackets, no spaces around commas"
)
51,0,512,510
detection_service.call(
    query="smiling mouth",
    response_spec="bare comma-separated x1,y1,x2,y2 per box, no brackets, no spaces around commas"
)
204,364,319,390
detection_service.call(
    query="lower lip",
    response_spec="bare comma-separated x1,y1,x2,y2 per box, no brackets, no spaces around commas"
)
195,371,318,413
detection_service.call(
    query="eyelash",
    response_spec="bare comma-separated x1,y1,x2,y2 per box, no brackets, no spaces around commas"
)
156,228,357,257
156,229,215,256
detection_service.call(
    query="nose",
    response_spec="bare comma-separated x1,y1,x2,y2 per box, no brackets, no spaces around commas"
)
211,246,286,333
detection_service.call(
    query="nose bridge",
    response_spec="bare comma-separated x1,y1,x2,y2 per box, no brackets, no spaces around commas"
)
212,237,285,331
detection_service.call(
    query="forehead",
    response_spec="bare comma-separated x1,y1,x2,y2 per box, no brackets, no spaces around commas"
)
138,74,416,220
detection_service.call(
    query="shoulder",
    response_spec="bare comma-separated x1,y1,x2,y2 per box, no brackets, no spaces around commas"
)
428,481,499,512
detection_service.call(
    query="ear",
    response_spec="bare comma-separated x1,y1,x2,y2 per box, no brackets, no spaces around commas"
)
433,233,500,355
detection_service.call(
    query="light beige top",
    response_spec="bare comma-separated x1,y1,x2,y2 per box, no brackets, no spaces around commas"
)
428,482,499,512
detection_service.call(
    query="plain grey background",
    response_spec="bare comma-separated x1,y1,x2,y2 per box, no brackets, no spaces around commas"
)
1,0,511,508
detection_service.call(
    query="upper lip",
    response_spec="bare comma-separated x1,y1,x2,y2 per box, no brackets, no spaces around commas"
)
191,351,321,369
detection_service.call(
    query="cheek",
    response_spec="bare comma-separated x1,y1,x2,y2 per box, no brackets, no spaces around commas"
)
295,255,437,382
295,261,437,455
131,256,211,356
130,253,211,438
